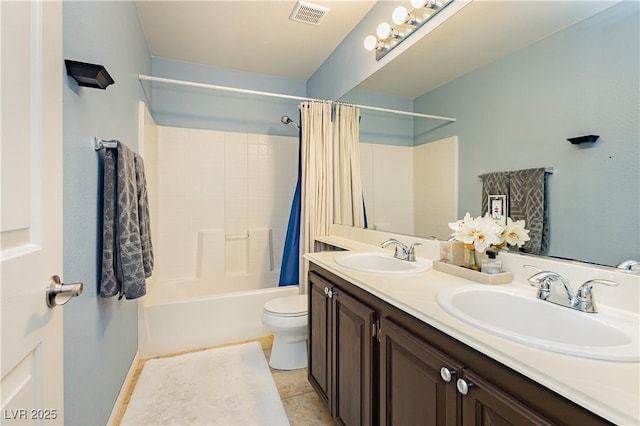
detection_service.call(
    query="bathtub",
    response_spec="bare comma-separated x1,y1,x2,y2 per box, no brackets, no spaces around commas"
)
138,278,300,358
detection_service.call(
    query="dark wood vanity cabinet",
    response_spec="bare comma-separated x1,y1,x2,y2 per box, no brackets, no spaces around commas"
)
308,271,376,425
379,318,461,426
308,263,612,426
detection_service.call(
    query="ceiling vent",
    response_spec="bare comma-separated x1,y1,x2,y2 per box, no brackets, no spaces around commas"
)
289,1,329,26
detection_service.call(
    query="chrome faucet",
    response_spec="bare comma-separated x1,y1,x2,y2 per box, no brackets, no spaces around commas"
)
524,265,618,313
381,239,422,262
616,259,639,271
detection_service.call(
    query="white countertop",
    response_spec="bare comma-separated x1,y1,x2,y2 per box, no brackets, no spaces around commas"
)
306,238,640,425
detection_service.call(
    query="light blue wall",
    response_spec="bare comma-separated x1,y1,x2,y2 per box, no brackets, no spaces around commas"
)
340,89,414,146
63,2,151,425
413,2,639,266
150,58,304,137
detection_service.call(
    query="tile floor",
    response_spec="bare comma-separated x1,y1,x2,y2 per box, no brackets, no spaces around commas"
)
115,336,333,425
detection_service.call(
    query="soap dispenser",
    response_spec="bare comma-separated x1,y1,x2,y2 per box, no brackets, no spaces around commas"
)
481,250,502,274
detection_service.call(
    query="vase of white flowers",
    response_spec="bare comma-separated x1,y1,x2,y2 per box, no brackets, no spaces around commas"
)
448,213,531,271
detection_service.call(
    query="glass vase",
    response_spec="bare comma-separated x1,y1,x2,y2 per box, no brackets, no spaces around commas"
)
464,244,480,271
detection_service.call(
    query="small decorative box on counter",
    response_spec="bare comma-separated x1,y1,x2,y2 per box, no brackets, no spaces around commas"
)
433,260,513,285
439,241,465,266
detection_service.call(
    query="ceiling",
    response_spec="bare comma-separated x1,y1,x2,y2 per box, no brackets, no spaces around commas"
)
135,0,377,82
136,1,620,99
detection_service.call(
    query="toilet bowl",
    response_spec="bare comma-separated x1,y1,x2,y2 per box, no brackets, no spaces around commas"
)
262,294,308,370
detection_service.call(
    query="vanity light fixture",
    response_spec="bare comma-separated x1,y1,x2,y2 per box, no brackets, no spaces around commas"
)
364,0,452,60
392,6,421,26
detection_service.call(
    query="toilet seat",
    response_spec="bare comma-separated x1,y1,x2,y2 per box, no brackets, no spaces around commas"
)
263,295,307,317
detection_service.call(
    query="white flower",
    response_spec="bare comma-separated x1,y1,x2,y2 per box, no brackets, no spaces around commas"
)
502,217,531,247
449,213,530,253
473,214,503,252
448,213,477,245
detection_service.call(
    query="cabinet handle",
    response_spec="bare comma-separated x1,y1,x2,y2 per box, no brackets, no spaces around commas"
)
456,378,473,396
440,367,455,383
324,287,329,295
327,289,338,298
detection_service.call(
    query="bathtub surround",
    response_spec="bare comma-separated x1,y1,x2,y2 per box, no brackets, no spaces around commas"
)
148,125,297,284
121,342,289,425
360,136,458,239
137,103,303,358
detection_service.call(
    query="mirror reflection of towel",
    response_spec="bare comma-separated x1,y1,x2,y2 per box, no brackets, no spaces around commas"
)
510,168,549,254
100,143,153,300
480,168,550,255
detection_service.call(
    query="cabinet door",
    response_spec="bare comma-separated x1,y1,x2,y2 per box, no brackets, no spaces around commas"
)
308,273,332,406
459,370,554,426
379,318,462,426
333,290,376,426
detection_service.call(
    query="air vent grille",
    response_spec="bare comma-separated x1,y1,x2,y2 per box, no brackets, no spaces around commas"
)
289,1,329,26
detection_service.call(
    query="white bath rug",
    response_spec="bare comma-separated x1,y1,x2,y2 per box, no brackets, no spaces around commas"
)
121,342,290,425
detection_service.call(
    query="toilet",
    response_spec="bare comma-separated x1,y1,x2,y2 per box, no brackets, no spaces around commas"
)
262,294,308,370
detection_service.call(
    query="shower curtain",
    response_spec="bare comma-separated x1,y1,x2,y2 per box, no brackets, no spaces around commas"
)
278,123,302,287
333,103,365,228
277,101,333,293
300,101,333,293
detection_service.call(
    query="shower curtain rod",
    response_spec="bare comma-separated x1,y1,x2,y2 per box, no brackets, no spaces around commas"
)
138,74,457,122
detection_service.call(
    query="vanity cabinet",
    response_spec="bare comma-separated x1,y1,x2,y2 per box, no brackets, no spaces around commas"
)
308,263,612,426
379,318,461,425
308,271,376,425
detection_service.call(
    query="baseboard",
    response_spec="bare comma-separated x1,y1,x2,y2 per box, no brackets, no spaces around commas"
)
106,351,141,425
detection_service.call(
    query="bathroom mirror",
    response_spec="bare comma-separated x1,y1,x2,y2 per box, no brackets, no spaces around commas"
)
338,1,639,268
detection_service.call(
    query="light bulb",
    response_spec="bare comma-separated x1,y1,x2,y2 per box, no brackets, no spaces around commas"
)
376,22,391,39
392,6,408,25
363,35,378,51
410,0,427,8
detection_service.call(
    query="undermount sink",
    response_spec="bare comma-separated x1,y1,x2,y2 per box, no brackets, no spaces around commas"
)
437,286,639,361
335,252,430,275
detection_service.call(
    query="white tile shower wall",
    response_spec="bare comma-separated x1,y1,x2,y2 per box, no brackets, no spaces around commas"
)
139,102,159,286
413,136,458,240
155,126,298,283
359,144,375,228
360,143,414,235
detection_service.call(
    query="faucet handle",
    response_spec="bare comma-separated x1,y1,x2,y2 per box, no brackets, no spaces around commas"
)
523,264,543,273
381,239,408,260
524,267,559,300
575,279,618,313
407,243,422,262
576,279,618,298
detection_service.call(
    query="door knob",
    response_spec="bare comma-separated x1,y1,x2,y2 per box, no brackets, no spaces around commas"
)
46,275,83,308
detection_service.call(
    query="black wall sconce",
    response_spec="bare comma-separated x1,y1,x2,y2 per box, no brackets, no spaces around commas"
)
567,135,599,145
65,60,114,89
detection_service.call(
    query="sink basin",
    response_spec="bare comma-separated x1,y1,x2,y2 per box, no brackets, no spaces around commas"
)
437,286,639,361
335,252,430,275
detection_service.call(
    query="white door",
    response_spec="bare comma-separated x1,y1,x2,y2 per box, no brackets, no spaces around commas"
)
1,1,66,424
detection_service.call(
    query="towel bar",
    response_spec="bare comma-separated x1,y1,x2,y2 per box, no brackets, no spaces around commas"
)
94,137,119,151
225,234,249,241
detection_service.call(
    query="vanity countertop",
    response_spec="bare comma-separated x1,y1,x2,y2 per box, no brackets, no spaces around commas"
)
305,244,640,425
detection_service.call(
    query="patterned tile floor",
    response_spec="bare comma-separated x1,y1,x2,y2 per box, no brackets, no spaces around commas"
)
261,338,333,426
115,336,333,425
